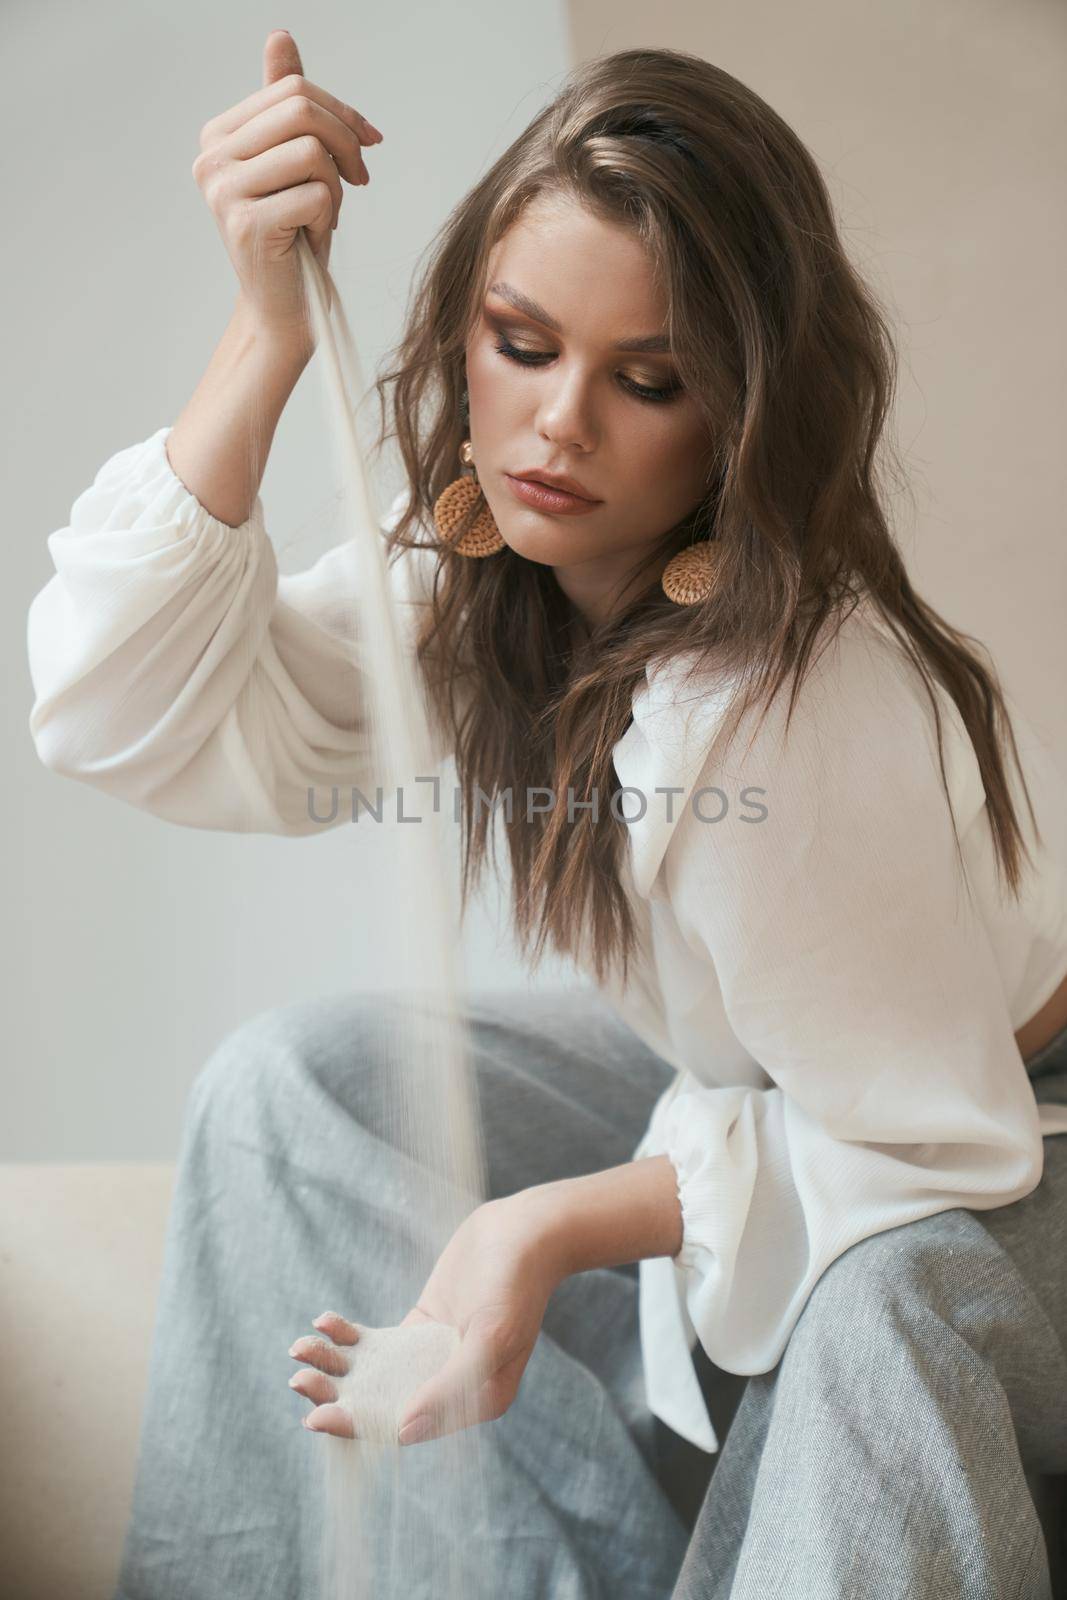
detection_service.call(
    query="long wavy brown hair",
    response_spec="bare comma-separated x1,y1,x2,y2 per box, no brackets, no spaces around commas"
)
367,46,1039,989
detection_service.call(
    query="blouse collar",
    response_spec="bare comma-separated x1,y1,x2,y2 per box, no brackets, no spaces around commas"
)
612,651,741,900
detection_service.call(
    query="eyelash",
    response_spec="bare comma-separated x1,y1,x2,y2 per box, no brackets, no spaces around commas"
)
491,334,682,405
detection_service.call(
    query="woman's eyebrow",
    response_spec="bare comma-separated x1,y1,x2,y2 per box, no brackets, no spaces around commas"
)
486,280,671,354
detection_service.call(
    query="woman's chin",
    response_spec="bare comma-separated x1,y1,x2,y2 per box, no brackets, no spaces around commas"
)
494,527,562,565
494,516,595,566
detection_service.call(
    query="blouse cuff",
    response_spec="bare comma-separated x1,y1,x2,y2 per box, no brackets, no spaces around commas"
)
57,425,267,559
647,1082,762,1282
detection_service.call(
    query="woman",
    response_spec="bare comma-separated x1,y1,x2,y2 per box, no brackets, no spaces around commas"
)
27,30,1067,1600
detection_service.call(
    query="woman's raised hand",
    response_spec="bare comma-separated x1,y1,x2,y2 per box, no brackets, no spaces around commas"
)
191,29,383,336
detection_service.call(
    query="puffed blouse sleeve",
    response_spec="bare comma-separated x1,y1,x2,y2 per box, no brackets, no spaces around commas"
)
26,426,446,834
635,613,1046,1372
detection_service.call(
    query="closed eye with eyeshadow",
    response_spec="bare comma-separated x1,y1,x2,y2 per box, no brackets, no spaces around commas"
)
489,330,684,405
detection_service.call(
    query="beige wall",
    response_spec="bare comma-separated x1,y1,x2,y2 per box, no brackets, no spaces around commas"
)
6,0,578,1161
567,0,1066,741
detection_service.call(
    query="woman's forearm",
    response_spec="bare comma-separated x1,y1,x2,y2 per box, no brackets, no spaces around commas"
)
164,295,312,529
511,1155,685,1280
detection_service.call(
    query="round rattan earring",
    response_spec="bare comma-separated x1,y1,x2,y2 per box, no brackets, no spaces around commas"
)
661,538,718,605
432,439,506,557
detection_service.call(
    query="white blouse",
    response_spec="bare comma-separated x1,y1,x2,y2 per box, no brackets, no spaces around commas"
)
26,426,1067,1453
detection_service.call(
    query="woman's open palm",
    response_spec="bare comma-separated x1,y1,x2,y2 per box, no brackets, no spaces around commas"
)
288,1198,564,1445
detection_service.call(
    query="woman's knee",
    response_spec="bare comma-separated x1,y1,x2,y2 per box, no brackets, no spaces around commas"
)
188,989,404,1132
788,1207,1000,1384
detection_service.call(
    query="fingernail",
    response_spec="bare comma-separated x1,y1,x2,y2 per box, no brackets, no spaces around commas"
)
398,1415,432,1445
366,123,383,141
288,1373,302,1388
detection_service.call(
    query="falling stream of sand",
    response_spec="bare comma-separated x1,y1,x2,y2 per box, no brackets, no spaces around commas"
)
294,231,503,1597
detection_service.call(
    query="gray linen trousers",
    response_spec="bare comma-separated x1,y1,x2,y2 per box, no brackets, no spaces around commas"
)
113,986,1067,1599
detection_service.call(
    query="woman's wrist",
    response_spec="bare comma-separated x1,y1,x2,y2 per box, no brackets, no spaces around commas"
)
231,293,315,369
503,1155,685,1282
165,296,313,527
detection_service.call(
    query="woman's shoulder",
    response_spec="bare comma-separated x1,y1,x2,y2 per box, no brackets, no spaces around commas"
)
613,593,988,897
656,592,981,765
626,592,919,761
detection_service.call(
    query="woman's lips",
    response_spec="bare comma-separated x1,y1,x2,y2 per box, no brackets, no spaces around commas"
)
504,474,603,515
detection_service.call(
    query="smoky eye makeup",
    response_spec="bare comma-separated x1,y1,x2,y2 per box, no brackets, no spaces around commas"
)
481,305,684,403
481,305,547,349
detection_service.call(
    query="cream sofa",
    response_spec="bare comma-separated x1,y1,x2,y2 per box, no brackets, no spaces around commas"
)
1,1163,1064,1599
0,1164,175,1600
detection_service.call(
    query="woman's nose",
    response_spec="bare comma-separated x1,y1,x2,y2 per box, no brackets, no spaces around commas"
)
535,384,597,454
